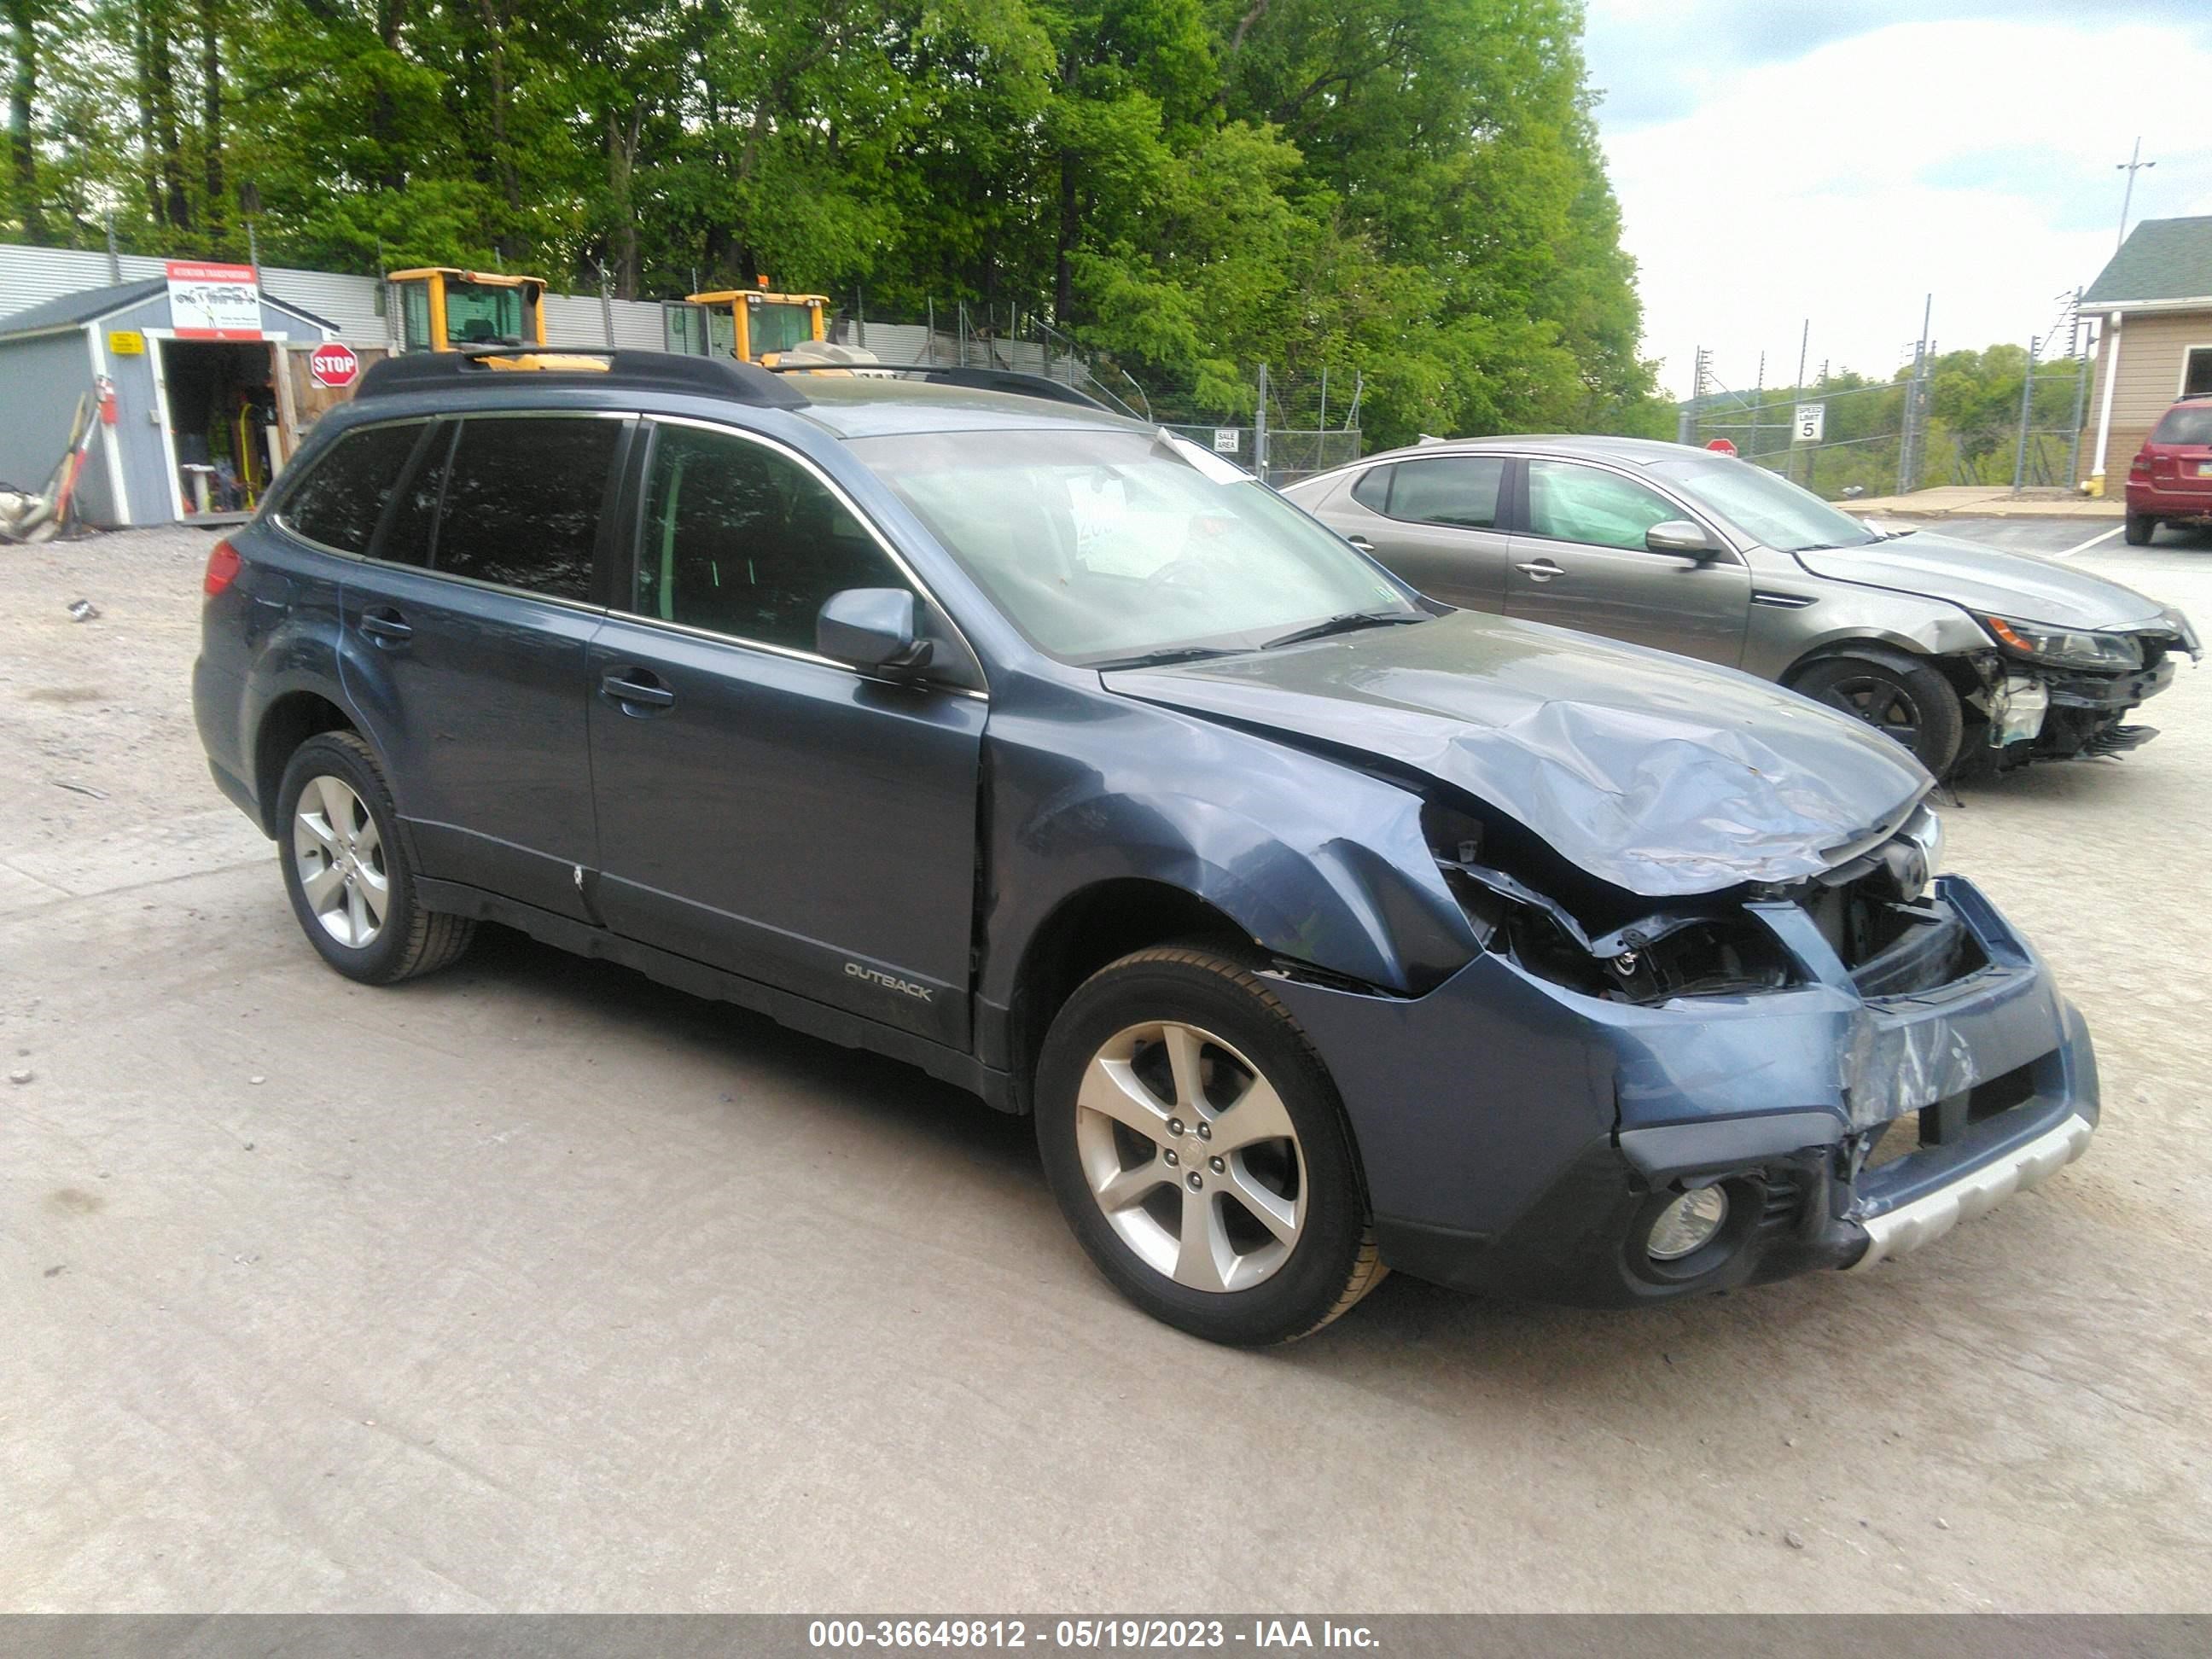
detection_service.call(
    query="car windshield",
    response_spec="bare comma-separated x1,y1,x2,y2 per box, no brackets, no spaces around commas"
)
1647,455,1882,553
852,426,1422,666
2151,405,2212,445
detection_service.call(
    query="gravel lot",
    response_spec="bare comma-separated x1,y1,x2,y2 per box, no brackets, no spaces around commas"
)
4,521,2210,1613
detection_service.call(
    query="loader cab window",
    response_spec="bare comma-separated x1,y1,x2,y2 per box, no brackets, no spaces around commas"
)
443,280,525,346
749,300,816,358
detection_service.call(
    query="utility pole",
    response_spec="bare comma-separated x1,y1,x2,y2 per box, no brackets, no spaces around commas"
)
1790,318,1809,482
2012,334,2039,494
1899,294,1932,497
1677,346,1702,445
2114,137,2156,253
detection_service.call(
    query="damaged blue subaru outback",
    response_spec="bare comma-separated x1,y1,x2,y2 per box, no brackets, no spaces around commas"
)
193,350,2098,1345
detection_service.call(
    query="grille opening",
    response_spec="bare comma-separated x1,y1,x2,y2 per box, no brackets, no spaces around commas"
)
1967,1062,2036,1124
1860,1059,2041,1172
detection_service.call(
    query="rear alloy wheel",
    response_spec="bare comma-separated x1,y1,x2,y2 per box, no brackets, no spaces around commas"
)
276,731,475,985
1790,655,1965,777
2124,512,2156,546
1035,946,1383,1345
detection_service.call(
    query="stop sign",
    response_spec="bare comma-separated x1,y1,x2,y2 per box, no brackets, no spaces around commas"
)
1704,437,1738,456
308,341,360,388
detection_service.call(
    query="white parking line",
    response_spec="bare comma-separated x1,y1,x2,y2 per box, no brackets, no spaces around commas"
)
2051,526,2124,559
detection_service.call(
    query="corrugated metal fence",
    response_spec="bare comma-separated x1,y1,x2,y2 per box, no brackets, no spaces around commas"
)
0,241,669,350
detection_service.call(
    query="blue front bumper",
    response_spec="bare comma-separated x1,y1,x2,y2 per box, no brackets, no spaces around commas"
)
1266,874,2098,1305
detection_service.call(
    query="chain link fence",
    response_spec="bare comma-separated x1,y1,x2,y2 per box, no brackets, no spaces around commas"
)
1158,363,1364,486
829,303,1365,486
1681,302,2097,502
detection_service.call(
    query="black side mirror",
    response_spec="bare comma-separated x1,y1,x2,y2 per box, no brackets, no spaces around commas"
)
818,588,934,679
1645,519,1717,557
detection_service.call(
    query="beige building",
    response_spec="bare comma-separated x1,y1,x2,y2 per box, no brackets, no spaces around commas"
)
2083,214,2212,490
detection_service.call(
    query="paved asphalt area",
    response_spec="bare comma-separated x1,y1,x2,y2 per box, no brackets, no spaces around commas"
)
3,521,2210,1613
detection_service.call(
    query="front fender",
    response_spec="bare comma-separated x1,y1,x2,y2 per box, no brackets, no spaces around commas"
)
1744,588,1989,682
975,691,1483,1057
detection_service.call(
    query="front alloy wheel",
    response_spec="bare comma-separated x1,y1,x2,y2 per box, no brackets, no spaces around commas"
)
1036,946,1383,1345
1075,1019,1307,1294
1790,654,1964,777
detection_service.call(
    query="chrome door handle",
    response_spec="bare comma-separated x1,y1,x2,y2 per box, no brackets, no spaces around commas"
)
599,667,676,713
358,608,412,645
1515,559,1564,582
1346,535,1375,551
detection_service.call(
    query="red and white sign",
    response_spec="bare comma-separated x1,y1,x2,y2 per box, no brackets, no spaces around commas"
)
166,260,261,341
308,341,361,388
1704,437,1738,457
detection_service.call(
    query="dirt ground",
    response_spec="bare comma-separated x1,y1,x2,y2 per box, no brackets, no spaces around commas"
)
3,521,2210,1613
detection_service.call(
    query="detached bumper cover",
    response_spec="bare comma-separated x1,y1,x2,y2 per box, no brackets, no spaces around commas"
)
1268,873,2098,1306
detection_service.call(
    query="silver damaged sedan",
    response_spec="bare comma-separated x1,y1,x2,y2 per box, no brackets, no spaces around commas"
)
1282,436,2199,777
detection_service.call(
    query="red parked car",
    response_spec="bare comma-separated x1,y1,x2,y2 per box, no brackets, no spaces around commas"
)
2126,396,2212,544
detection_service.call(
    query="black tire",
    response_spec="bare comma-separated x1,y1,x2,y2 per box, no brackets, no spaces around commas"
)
2124,512,2156,546
1034,946,1384,1346
275,730,475,985
1790,653,1965,777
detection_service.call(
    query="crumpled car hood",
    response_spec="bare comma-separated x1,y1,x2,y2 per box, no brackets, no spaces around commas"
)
1103,611,1930,898
1796,532,2168,630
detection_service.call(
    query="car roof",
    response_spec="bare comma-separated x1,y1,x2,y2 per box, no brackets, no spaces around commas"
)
1377,434,1702,464
790,375,1144,439
347,348,1145,440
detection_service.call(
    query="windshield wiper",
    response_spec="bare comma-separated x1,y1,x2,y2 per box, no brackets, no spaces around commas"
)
1262,609,1427,650
1089,645,1241,671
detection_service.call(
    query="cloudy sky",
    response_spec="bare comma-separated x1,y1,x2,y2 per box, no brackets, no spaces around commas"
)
1583,2,2212,397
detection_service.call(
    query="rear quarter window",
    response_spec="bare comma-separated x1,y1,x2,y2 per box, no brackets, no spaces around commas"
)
276,422,424,553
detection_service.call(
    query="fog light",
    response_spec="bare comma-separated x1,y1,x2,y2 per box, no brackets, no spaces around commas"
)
1647,1187,1729,1260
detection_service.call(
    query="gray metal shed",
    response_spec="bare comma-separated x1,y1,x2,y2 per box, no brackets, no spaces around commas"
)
0,275,340,527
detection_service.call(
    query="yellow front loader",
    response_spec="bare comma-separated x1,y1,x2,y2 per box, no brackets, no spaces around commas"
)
387,268,549,352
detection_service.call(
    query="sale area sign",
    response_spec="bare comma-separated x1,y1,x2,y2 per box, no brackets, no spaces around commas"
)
166,260,262,340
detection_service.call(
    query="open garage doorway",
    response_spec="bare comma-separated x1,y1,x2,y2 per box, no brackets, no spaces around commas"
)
154,337,282,523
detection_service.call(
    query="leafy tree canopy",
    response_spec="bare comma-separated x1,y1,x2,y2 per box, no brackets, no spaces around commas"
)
4,0,1673,445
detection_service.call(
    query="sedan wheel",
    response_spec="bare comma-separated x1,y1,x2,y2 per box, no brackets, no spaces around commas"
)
1790,654,1965,777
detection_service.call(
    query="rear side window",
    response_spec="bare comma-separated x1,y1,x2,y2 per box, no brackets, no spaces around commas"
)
376,422,453,569
1383,456,1506,529
279,422,422,553
434,416,622,602
1349,467,1393,513
2151,404,2212,445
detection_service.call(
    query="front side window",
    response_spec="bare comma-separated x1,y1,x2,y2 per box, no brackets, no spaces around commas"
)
637,423,911,652
853,427,1421,666
1379,456,1505,529
1526,460,1685,552
433,416,621,602
278,422,423,553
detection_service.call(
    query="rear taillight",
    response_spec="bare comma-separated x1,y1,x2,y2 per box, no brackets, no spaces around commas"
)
2130,454,2152,476
203,538,242,597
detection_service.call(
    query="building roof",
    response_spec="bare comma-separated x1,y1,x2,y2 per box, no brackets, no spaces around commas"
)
2084,215,2212,307
0,277,167,339
0,275,341,341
